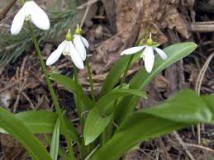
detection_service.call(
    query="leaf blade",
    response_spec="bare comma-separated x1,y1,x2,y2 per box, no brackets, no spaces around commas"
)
91,90,214,160
50,118,60,160
84,88,146,145
0,106,51,160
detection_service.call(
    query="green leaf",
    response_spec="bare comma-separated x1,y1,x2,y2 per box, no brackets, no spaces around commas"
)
0,106,51,160
91,90,214,160
0,110,80,144
84,89,146,145
64,116,81,144
202,94,214,118
114,42,197,124
142,90,212,123
99,54,140,97
50,118,60,160
0,110,57,134
50,73,94,109
16,110,57,134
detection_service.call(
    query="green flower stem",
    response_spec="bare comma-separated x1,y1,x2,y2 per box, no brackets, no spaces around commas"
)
119,55,134,88
73,66,83,122
86,57,96,102
28,23,75,160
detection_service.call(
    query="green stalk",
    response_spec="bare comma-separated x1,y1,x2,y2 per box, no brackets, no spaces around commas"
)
28,23,75,160
86,58,96,102
119,55,134,88
73,66,82,116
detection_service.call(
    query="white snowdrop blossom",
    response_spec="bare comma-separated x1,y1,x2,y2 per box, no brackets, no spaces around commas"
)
11,0,50,35
73,25,89,61
46,30,84,69
121,36,167,73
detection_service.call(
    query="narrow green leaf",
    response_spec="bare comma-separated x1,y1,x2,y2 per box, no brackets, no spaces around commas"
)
84,89,146,145
84,111,112,145
64,117,81,144
0,106,51,160
50,118,60,160
91,90,214,160
99,54,140,97
50,73,94,109
114,42,197,124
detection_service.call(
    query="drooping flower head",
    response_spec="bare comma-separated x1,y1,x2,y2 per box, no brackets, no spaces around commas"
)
11,0,50,35
73,24,89,61
121,33,167,73
46,29,84,69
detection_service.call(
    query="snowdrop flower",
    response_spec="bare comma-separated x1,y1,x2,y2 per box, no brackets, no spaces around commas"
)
11,0,50,35
121,34,167,73
46,30,84,69
73,25,89,61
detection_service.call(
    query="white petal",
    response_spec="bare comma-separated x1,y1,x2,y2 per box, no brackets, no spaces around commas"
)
80,36,89,48
28,1,50,30
10,6,25,35
69,42,84,69
154,48,167,60
63,42,71,55
46,41,66,65
73,35,87,61
143,46,155,73
121,46,146,55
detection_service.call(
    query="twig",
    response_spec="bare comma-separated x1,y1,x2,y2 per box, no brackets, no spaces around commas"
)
158,138,172,160
195,52,214,144
185,143,214,154
0,77,26,93
79,0,97,28
191,21,214,32
195,52,214,95
77,0,99,10
173,131,195,160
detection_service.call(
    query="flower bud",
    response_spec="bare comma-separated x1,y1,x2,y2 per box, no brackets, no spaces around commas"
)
66,29,72,41
146,38,153,46
75,24,82,35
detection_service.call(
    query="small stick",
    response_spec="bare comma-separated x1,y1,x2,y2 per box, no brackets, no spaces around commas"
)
173,131,195,160
195,52,214,144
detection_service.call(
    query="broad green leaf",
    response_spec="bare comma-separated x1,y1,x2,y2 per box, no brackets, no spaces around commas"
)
142,90,212,123
0,110,57,134
96,88,146,114
114,42,197,124
16,110,57,134
50,73,94,109
84,89,146,145
202,95,214,117
0,106,51,160
91,90,214,160
0,110,80,144
50,118,60,160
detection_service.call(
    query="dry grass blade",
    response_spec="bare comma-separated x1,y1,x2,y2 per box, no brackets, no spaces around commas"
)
195,52,214,144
